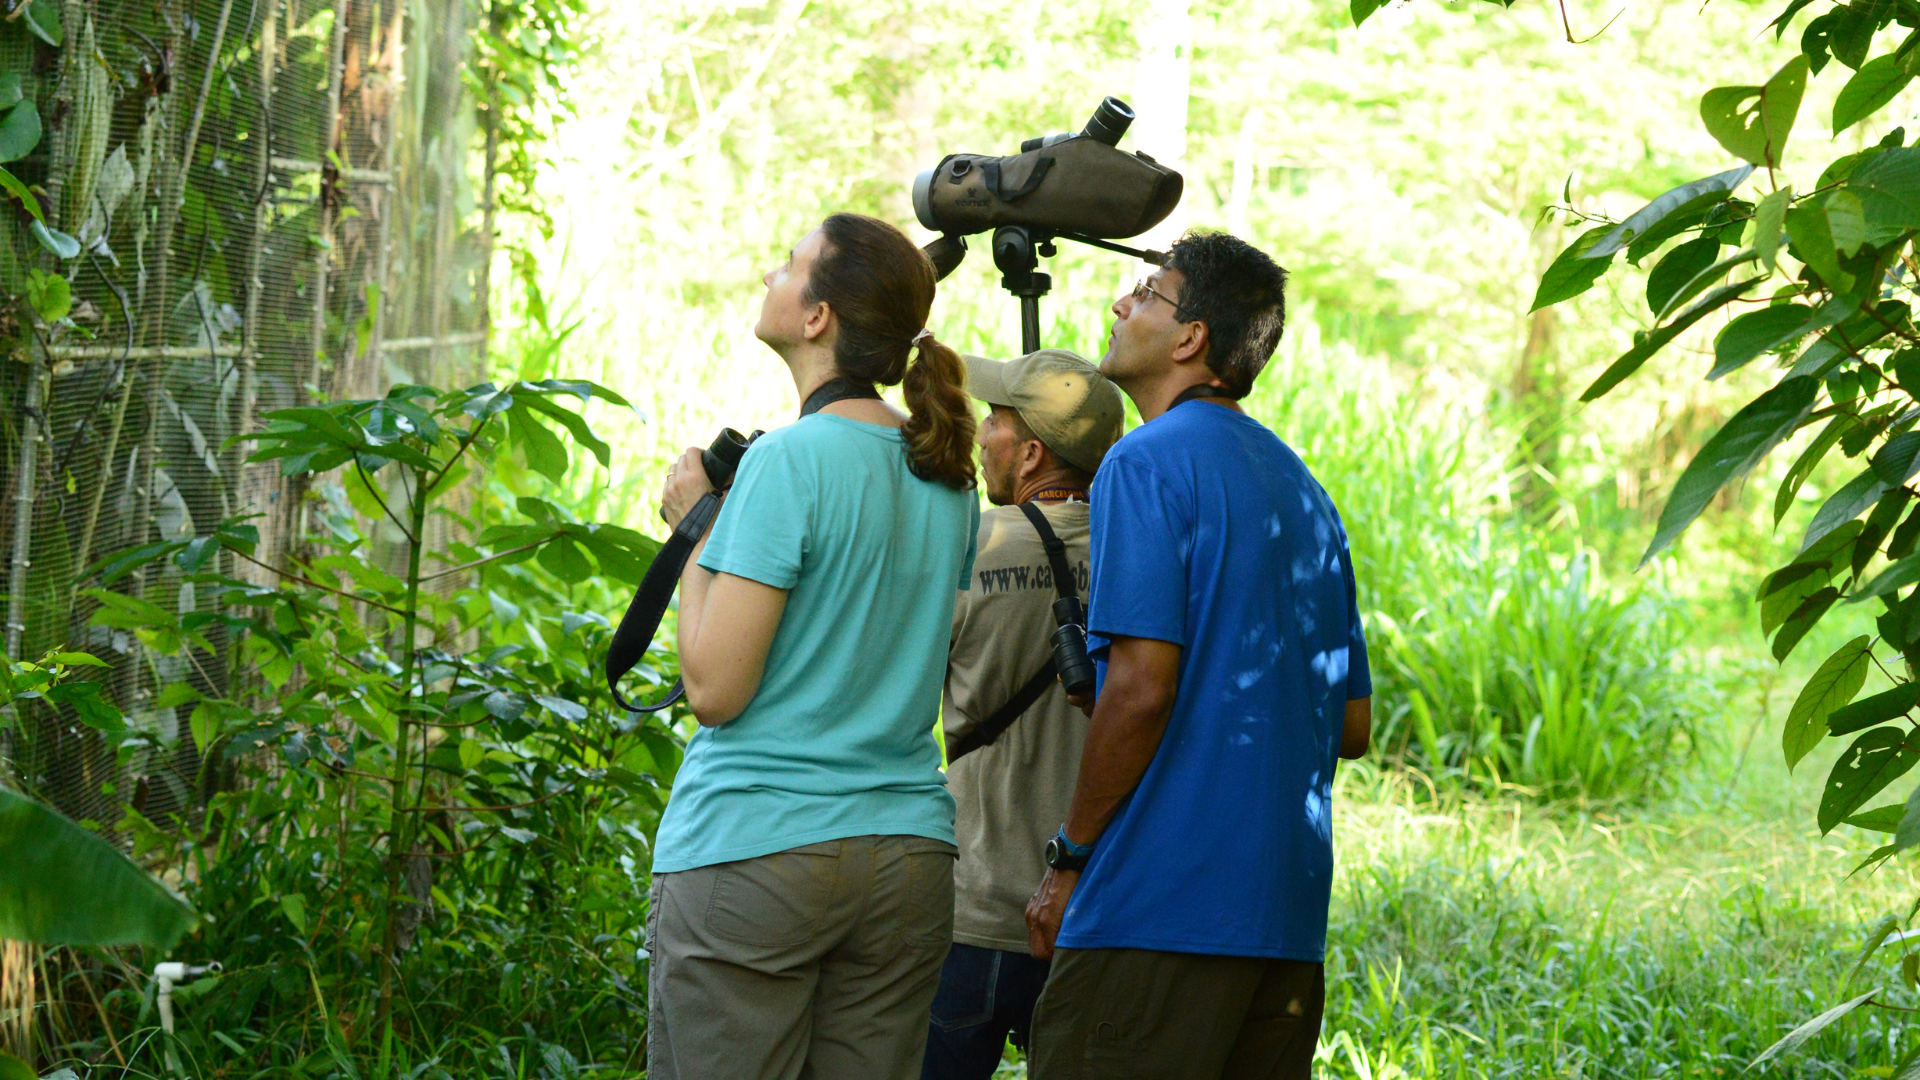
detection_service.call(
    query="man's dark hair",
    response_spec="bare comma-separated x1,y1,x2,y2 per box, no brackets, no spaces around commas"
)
1165,231,1288,398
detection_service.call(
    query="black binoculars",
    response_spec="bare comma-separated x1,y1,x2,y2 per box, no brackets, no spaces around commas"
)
701,427,763,490
1050,596,1098,699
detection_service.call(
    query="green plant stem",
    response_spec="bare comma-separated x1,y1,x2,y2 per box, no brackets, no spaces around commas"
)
376,460,433,1059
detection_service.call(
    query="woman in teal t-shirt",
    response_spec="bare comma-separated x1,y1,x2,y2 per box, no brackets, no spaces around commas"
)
646,213,980,1080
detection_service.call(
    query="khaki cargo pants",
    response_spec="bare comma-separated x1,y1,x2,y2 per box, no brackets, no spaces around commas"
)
646,835,957,1080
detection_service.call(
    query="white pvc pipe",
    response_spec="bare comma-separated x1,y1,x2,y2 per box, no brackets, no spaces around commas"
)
154,961,221,1076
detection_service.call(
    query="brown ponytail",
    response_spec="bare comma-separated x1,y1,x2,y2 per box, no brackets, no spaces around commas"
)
805,213,977,490
899,332,977,490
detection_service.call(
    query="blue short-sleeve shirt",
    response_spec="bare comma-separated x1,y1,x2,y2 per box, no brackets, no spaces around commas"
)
1057,401,1370,961
650,415,980,874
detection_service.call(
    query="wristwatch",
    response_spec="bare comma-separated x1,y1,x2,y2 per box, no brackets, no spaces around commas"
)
1045,826,1095,872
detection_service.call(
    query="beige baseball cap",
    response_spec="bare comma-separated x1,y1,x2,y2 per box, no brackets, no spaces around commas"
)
963,348,1126,474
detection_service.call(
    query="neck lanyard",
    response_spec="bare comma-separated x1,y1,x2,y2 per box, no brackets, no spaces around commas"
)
1169,383,1235,409
801,376,882,417
1028,488,1089,504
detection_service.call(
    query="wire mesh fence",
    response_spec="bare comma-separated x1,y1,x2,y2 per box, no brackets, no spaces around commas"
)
0,0,489,831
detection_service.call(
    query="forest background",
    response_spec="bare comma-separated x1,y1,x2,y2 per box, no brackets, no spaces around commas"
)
17,0,1920,1073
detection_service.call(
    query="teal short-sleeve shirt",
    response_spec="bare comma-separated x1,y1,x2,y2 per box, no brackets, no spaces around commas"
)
650,414,980,874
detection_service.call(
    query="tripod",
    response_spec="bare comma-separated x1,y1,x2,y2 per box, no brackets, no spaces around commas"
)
988,226,1169,353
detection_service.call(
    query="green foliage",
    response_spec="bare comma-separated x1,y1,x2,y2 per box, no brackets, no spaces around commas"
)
0,784,198,948
1509,0,1920,1055
41,378,678,1075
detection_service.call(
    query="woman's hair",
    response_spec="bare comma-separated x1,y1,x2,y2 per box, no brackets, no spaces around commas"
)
804,213,976,490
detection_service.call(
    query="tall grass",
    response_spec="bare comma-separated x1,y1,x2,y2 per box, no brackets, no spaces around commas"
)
1245,321,1709,800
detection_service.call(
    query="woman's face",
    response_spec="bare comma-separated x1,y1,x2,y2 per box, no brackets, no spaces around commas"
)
755,227,828,352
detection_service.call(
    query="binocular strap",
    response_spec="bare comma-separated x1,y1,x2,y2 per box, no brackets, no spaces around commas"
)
947,503,1083,764
606,491,725,713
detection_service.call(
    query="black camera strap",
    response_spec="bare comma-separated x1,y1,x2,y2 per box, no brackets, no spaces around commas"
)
606,378,882,715
948,502,1084,764
1170,382,1234,409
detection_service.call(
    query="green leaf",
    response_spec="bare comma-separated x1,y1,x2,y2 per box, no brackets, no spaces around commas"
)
518,393,612,470
1849,915,1903,992
23,0,62,46
0,165,43,225
154,682,200,709
1640,375,1818,563
1749,991,1881,1070
281,892,308,934
1754,186,1793,270
1821,725,1920,833
1850,146,1920,228
1712,304,1815,379
1828,190,1869,256
1856,551,1920,601
0,74,19,111
1654,247,1760,321
1350,0,1389,26
0,1051,31,1080
483,690,530,722
1530,225,1615,312
0,786,198,947
508,402,569,484
1588,165,1756,259
1787,200,1851,290
1832,4,1875,70
1776,585,1841,661
1583,278,1763,401
1846,804,1908,831
1646,236,1722,316
30,220,78,259
0,100,39,165
45,682,124,734
1835,53,1914,135
534,694,589,722
1785,635,1873,769
24,268,68,323
1896,781,1920,852
458,738,484,770
49,651,105,667
537,535,594,583
1830,683,1920,735
1777,415,1852,524
190,702,224,753
1700,56,1809,168
1805,467,1892,554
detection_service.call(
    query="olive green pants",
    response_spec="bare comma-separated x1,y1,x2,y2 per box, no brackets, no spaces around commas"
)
1029,947,1325,1080
646,835,957,1080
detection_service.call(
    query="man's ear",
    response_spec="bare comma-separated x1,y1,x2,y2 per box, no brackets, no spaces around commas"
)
1018,438,1048,481
1170,319,1209,365
802,300,833,342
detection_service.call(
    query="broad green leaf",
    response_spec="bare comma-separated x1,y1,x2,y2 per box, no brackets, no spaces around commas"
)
1777,415,1853,524
1897,781,1920,852
1641,375,1818,563
281,892,308,934
1847,804,1908,831
0,165,43,225
508,402,569,484
23,0,61,46
0,101,40,164
1876,431,1920,485
1830,684,1920,735
1653,246,1759,321
1787,200,1850,290
521,377,634,409
1646,236,1721,316
1831,5,1875,70
1587,165,1755,259
1849,915,1903,993
458,738,485,770
0,786,198,946
0,1051,30,1080
1583,278,1763,401
1350,0,1389,26
49,651,105,667
190,702,224,752
1530,225,1614,312
24,269,68,324
537,535,595,583
1850,147,1920,228
483,690,530,722
1775,586,1841,661
1821,725,1920,833
1754,186,1793,270
1805,467,1891,554
1700,57,1808,168
1856,552,1920,601
519,392,612,469
1785,636,1873,768
534,694,589,722
1749,991,1881,1071
1788,299,1912,379
1712,304,1814,379
1835,53,1913,135
0,74,18,110
1828,190,1868,255
30,220,78,259
1762,522,1856,635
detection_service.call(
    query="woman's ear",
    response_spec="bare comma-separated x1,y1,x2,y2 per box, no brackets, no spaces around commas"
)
802,300,833,343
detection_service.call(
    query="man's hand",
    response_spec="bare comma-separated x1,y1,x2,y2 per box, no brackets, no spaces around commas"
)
660,447,715,527
1025,866,1079,959
1066,689,1094,718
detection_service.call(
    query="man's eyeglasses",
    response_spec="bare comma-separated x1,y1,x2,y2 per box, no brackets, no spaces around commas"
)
1130,279,1196,322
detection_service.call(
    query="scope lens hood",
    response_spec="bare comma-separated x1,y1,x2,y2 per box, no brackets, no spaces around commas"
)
912,160,946,233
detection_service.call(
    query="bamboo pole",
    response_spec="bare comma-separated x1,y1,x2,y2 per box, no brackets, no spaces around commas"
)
6,361,45,659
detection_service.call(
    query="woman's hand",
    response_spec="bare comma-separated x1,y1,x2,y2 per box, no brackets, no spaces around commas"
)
660,447,716,528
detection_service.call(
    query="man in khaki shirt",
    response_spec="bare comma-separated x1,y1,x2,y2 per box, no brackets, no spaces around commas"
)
922,350,1125,1080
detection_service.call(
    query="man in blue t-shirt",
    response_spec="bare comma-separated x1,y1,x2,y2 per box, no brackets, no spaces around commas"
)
1022,232,1373,1080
